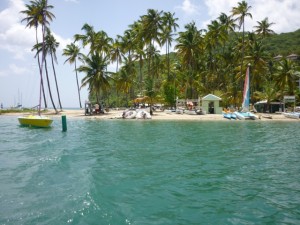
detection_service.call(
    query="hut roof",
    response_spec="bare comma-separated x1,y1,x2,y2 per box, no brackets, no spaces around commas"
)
202,94,221,101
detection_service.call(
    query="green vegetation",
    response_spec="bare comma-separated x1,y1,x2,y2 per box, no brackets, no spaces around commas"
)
21,1,300,111
0,108,38,114
265,29,300,56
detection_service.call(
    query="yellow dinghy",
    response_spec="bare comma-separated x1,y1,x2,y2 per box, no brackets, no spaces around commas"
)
18,115,53,128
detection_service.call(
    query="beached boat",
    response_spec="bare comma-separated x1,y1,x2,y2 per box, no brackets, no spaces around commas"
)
175,108,184,114
223,111,237,120
283,112,300,119
234,111,258,120
18,115,53,128
261,114,272,119
223,113,231,120
234,66,259,120
185,110,197,115
122,110,137,119
136,110,151,119
223,112,237,120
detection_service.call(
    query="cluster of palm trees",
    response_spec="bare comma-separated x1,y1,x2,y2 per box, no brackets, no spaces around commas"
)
22,0,300,111
21,0,62,113
62,9,180,112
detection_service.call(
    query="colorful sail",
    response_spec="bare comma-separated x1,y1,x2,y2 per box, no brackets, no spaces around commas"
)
242,66,250,112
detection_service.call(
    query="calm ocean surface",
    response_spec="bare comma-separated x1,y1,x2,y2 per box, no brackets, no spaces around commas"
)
0,115,299,225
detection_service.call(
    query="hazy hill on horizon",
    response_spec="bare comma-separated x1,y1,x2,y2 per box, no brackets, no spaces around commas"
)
265,29,300,56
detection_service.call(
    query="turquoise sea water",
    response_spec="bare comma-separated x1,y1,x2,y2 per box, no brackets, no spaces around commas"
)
0,115,299,224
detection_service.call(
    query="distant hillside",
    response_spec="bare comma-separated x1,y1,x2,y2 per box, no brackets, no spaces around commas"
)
264,29,300,56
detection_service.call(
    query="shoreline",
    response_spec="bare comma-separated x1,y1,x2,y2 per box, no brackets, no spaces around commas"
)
1,109,298,122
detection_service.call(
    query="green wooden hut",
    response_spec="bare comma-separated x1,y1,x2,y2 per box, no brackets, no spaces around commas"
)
201,94,222,114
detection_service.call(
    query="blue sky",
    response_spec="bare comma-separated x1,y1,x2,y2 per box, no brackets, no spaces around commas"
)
0,0,300,108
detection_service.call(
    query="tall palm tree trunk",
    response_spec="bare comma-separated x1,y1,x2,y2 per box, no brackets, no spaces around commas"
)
38,19,47,114
74,60,82,108
50,52,62,110
167,41,170,80
240,21,245,88
44,60,57,112
35,27,48,109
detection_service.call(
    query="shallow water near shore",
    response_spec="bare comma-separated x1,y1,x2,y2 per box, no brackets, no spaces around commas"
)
1,116,300,224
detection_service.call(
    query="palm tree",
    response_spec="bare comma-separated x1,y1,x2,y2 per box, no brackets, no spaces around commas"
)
141,9,163,46
45,28,62,110
78,53,111,104
119,29,136,63
254,82,278,112
119,28,140,99
231,0,252,87
63,42,83,108
20,0,55,110
21,0,55,113
161,12,179,80
93,30,113,57
110,38,123,73
175,22,203,98
32,42,57,112
218,13,236,51
74,23,96,54
254,17,275,39
274,58,298,98
140,9,163,114
244,39,270,93
116,58,136,106
127,20,146,96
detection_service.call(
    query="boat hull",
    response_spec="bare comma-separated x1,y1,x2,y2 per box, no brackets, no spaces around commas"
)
18,115,53,128
234,111,258,120
223,112,237,120
123,110,137,119
283,112,300,119
136,110,152,119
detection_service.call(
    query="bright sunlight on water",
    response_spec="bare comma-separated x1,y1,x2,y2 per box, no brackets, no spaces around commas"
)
0,116,299,224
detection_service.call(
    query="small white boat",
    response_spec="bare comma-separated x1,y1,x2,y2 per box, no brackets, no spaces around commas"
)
122,110,137,119
18,115,53,128
175,109,184,114
185,110,197,115
283,112,300,119
234,111,258,120
164,109,175,114
223,112,237,120
136,110,151,119
234,111,245,120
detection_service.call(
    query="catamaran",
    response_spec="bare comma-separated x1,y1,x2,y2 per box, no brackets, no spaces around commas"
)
234,65,258,120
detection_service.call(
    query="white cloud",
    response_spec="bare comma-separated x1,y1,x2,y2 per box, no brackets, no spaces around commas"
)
176,0,199,15
204,0,238,19
52,33,72,51
202,0,300,33
248,0,300,33
64,0,79,3
9,63,30,75
0,63,31,77
0,0,34,59
201,0,238,29
0,0,72,74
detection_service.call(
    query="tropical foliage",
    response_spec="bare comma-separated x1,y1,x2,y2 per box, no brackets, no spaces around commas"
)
22,1,300,111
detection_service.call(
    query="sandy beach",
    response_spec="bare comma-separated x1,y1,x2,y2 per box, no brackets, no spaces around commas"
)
2,109,297,122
